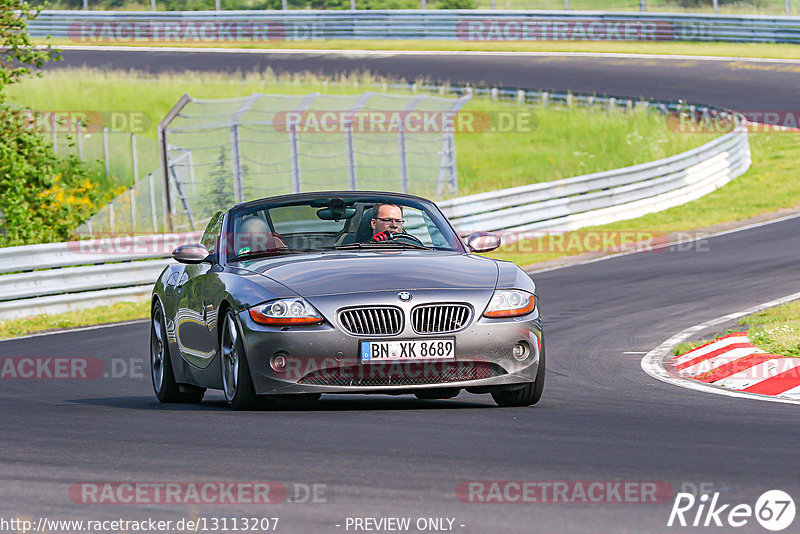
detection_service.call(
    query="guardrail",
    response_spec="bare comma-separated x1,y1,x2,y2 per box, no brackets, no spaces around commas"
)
0,234,199,321
28,10,800,44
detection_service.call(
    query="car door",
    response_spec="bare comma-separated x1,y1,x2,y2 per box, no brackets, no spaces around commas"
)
175,212,225,369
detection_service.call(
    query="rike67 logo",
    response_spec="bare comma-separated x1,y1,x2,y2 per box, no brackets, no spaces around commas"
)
668,489,795,531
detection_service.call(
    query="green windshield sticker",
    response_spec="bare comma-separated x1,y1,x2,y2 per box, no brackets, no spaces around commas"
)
237,247,251,255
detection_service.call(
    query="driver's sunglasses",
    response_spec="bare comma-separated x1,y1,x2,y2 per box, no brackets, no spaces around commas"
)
374,217,406,224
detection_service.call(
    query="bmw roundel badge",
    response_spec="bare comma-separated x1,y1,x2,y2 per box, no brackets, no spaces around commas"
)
398,291,412,302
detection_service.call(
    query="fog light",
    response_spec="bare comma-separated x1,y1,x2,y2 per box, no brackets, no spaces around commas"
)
270,353,287,372
512,342,529,361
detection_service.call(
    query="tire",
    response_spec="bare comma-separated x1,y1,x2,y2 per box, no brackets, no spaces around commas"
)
151,301,205,404
491,343,545,407
220,310,263,410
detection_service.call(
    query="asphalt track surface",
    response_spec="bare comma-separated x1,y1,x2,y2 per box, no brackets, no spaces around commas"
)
2,50,800,533
48,48,800,111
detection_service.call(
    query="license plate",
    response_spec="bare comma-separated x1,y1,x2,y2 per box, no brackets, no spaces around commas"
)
360,339,455,362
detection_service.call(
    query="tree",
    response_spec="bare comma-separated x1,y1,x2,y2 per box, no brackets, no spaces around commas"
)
0,0,59,95
0,0,104,246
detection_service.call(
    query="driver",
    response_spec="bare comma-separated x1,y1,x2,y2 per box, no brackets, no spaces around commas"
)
370,203,405,242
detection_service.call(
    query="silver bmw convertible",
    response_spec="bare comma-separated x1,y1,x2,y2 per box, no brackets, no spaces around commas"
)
150,191,544,409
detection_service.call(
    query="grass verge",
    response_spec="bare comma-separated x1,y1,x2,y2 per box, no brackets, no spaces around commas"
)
485,131,800,266
41,38,800,61
672,300,800,357
0,301,150,340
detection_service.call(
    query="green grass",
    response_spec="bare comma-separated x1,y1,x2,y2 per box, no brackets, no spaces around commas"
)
742,301,800,358
673,301,800,357
5,68,714,198
32,0,800,15
486,131,800,265
41,37,800,60
0,301,149,340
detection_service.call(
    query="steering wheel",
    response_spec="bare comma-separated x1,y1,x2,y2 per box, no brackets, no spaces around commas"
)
389,232,425,246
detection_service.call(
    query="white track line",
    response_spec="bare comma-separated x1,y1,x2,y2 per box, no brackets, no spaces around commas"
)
49,45,800,64
527,212,800,274
641,290,800,406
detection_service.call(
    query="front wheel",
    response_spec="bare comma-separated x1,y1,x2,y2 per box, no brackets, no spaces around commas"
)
220,310,263,410
151,302,205,404
491,345,545,407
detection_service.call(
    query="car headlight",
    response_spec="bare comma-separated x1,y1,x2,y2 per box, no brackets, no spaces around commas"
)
483,289,536,318
249,298,323,325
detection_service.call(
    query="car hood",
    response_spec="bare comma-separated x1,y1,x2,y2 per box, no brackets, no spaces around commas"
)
238,251,499,296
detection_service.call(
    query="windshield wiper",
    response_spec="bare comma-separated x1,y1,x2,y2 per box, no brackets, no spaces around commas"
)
229,248,324,262
335,242,431,251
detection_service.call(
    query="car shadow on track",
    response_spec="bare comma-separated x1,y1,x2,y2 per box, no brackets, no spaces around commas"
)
65,394,497,412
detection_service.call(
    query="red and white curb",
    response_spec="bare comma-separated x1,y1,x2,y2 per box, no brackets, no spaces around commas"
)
672,332,800,399
641,291,800,406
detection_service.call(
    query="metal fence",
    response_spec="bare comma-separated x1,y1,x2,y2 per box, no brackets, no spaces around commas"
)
154,91,470,232
17,107,161,193
28,10,800,43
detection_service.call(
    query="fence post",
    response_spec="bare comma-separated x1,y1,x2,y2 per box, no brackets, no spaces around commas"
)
517,90,525,105
131,133,139,183
289,124,301,193
282,0,287,8
713,0,718,12
345,121,357,190
103,127,110,178
130,188,136,232
76,122,83,159
787,0,791,15
230,125,244,203
51,114,57,155
148,173,158,232
397,120,408,194
639,0,646,11
109,202,115,235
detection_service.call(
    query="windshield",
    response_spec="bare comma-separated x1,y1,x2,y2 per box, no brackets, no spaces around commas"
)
225,194,464,260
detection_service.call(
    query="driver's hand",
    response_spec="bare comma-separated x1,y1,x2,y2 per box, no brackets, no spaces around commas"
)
371,231,393,242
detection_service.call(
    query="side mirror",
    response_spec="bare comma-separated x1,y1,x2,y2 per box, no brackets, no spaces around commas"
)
172,244,210,264
466,232,501,253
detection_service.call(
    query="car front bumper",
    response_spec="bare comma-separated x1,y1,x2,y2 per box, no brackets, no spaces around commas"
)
237,289,542,395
